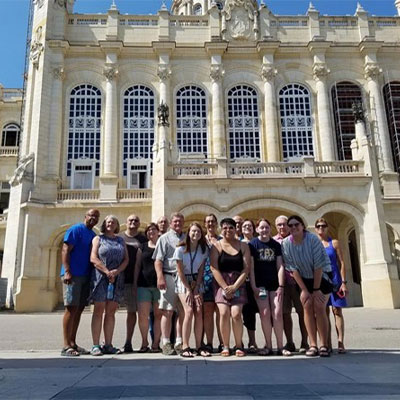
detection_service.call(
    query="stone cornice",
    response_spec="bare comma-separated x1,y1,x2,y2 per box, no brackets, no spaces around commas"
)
48,40,70,53
257,41,280,55
307,40,332,55
205,41,228,56
152,41,176,56
99,41,123,54
358,39,384,56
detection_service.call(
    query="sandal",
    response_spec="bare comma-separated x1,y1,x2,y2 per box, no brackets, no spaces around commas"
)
277,348,292,357
138,346,150,353
150,346,161,353
234,347,246,357
180,347,194,358
319,346,330,358
258,347,273,356
247,344,258,354
197,346,212,357
90,345,103,356
204,344,213,354
338,342,346,354
305,346,319,357
73,345,90,355
220,347,230,357
102,344,122,355
61,347,80,357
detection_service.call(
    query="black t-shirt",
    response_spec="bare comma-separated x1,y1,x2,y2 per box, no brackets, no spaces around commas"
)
249,237,282,290
124,245,138,284
138,242,157,288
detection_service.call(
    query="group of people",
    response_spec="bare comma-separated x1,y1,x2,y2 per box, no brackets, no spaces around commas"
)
61,209,348,358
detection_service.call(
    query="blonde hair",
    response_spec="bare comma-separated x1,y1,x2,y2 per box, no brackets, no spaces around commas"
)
100,215,120,234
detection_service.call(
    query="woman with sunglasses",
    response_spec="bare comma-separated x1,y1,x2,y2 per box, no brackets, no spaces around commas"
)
210,217,250,357
281,215,332,357
315,218,348,354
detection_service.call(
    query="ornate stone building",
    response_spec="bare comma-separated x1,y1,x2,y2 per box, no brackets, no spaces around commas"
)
1,0,400,311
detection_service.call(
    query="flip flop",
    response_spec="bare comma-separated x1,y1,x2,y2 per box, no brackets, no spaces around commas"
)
305,346,319,357
197,347,212,357
61,347,80,357
73,345,90,355
180,347,194,358
258,347,273,356
138,346,150,353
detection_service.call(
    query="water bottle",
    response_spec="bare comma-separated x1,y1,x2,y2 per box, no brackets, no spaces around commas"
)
65,283,74,304
107,282,114,300
259,287,267,299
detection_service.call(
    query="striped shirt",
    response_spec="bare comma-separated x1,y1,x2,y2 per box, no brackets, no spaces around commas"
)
281,231,332,280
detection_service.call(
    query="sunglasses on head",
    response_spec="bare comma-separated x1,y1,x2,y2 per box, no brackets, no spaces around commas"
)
288,222,300,228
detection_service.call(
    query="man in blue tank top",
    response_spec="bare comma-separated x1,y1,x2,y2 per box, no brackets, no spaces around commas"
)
60,209,100,357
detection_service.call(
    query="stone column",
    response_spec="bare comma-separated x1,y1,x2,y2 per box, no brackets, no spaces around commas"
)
47,66,65,179
210,63,226,160
365,63,394,172
313,63,335,161
261,64,279,162
103,65,118,176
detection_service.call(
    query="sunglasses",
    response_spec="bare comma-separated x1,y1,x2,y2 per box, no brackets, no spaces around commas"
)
288,222,300,228
316,224,327,229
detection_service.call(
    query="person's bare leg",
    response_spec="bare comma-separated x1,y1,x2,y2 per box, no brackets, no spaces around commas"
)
194,304,204,349
91,302,105,345
138,301,151,348
104,301,119,346
217,303,231,348
256,298,273,349
333,306,345,350
125,311,137,345
326,306,332,349
314,295,330,347
70,305,85,348
215,306,223,345
271,291,284,349
231,305,244,349
203,301,215,346
152,302,162,349
176,302,184,339
63,306,76,348
178,293,193,350
161,310,174,341
302,298,317,348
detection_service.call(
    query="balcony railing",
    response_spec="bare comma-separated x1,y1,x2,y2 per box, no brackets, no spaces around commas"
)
172,163,218,177
0,147,19,157
57,190,100,201
117,189,152,201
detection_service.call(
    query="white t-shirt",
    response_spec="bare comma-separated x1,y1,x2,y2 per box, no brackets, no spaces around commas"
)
173,245,209,275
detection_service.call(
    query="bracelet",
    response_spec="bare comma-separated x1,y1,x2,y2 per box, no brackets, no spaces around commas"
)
279,285,285,288
313,287,320,291
342,280,347,284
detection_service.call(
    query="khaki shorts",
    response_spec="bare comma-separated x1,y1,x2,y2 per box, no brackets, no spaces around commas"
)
124,284,137,313
283,284,303,315
158,273,178,311
62,275,90,307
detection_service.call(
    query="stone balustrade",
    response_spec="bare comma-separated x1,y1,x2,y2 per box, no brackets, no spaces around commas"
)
172,163,218,177
117,189,152,201
0,147,19,157
57,189,100,201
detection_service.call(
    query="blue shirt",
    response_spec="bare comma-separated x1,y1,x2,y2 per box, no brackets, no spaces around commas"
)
60,223,96,277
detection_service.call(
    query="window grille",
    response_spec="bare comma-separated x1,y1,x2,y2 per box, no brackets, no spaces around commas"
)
279,84,313,160
331,82,362,160
383,81,400,173
193,3,202,15
1,123,20,147
67,84,101,177
176,86,208,156
227,85,260,160
123,85,155,176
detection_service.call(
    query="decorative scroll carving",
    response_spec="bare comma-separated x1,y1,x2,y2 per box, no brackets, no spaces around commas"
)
103,66,118,81
223,0,258,41
261,64,277,82
158,101,170,126
157,64,171,82
53,66,65,80
364,63,382,81
313,63,330,81
210,64,224,82
54,0,67,8
30,27,44,69
10,153,35,187
33,0,45,8
352,101,365,123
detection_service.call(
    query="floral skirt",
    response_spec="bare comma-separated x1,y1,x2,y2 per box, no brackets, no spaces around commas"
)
214,271,247,306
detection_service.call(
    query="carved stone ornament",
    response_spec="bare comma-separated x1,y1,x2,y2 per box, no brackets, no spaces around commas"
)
30,39,44,69
261,64,277,82
210,64,224,82
223,0,258,41
53,66,65,80
313,63,330,81
157,65,171,82
352,101,365,124
364,63,382,81
33,0,45,9
10,153,35,187
158,101,170,126
54,0,67,8
103,66,118,81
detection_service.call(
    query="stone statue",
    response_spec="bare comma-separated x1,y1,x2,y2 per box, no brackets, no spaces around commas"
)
158,101,169,126
352,101,365,124
10,153,35,187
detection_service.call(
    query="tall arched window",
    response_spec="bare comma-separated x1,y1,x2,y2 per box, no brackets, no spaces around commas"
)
227,85,260,160
123,85,155,189
193,3,202,15
67,84,101,189
331,81,363,160
383,81,400,172
176,85,208,157
279,83,313,160
1,123,20,147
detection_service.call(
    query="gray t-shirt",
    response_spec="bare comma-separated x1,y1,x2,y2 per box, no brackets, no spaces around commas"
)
173,245,209,275
152,230,185,273
281,231,332,280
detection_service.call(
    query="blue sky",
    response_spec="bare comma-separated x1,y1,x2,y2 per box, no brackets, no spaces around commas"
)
0,0,398,88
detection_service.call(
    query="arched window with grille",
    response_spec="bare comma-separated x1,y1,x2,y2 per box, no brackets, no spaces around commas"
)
123,85,155,189
193,3,202,15
383,81,400,173
279,83,313,160
67,84,101,189
176,85,208,158
227,85,260,160
1,123,20,147
331,81,363,160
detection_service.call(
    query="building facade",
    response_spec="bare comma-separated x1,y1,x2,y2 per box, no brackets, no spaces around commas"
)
1,0,400,311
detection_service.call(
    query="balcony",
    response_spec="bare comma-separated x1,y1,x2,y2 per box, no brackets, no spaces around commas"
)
57,189,152,203
0,147,19,157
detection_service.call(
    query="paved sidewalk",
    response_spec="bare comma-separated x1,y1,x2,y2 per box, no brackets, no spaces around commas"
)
0,307,399,399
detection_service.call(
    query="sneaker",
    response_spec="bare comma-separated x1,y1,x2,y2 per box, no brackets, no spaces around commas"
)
284,342,296,353
123,343,134,354
91,345,103,356
162,342,176,356
102,344,122,355
174,342,183,355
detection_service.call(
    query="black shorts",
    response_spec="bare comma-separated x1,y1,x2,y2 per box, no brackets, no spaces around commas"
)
301,278,333,295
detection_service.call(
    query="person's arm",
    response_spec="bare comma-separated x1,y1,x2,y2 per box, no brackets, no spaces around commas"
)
249,256,260,297
333,239,348,295
61,242,74,283
276,255,285,300
210,244,228,293
194,258,206,308
153,238,166,290
90,236,110,276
